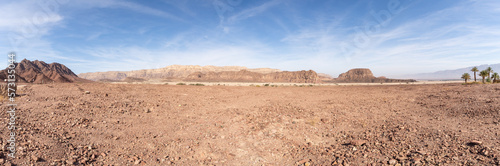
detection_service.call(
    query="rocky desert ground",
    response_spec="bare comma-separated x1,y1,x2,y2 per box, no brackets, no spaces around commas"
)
1,82,499,165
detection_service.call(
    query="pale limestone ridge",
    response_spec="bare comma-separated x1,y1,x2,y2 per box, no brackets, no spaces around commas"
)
78,65,282,81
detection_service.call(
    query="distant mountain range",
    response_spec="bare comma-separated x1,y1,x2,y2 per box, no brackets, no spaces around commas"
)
399,64,500,80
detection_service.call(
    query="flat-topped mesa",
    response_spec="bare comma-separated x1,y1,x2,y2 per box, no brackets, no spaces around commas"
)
335,68,416,83
337,68,376,82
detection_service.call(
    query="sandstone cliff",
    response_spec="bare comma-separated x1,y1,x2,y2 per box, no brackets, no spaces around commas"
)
185,70,320,83
334,68,416,83
78,65,281,81
0,59,89,83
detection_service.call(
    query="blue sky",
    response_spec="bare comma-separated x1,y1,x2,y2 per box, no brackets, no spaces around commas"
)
1,0,500,77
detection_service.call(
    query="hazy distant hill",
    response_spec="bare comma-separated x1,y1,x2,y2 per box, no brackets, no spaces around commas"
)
78,65,281,81
78,65,322,83
400,64,500,80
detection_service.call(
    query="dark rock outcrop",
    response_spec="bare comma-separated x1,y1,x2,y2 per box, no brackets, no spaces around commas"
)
0,59,89,83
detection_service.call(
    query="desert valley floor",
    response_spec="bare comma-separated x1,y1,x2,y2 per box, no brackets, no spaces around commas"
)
1,83,499,165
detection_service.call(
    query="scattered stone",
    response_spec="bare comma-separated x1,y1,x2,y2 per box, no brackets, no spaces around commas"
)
297,159,309,165
416,150,427,155
84,91,90,94
468,140,482,146
134,159,142,165
31,155,40,162
388,159,397,165
350,139,367,146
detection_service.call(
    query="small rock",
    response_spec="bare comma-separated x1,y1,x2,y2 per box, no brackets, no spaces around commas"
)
416,150,427,155
84,91,90,94
468,140,482,146
350,139,367,146
145,108,151,113
480,148,489,156
389,159,397,165
32,156,40,162
4,161,12,166
297,159,309,165
134,159,141,165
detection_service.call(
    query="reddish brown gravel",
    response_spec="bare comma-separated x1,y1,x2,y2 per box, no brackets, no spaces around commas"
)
0,83,499,165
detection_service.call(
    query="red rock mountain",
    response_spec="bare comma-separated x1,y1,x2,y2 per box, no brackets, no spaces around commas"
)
0,59,89,83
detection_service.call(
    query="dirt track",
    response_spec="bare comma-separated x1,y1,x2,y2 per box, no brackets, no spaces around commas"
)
1,83,499,165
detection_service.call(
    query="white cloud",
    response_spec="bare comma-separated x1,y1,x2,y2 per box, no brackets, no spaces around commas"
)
0,1,63,33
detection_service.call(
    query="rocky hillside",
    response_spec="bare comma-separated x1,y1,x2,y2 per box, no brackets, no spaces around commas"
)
333,68,416,83
186,70,320,83
0,59,89,83
78,65,281,81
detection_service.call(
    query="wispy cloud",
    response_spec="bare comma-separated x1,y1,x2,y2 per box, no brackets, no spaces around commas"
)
227,0,283,23
68,0,184,21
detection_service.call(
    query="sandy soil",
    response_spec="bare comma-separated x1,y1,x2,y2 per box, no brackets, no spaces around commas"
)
1,83,499,165
111,80,463,86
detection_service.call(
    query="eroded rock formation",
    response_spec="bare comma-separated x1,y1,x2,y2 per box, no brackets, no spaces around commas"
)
78,65,281,81
334,68,416,83
186,70,320,83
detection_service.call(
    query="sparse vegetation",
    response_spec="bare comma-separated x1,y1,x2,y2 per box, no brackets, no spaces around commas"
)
492,72,499,83
479,70,488,83
264,84,270,87
465,67,498,84
176,83,186,85
461,73,471,84
471,67,478,82
189,83,205,86
486,67,493,79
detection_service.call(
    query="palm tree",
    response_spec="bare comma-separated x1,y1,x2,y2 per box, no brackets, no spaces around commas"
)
492,72,500,83
486,67,493,80
480,70,489,83
461,73,471,83
471,67,479,82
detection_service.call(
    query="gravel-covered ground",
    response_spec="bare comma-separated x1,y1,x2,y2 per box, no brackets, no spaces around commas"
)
1,83,499,165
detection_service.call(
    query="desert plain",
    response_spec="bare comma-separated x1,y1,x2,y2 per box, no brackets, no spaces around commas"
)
0,82,499,165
